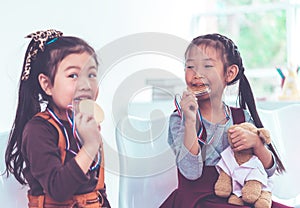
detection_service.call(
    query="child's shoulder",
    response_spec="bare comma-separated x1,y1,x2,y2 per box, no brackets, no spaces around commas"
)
22,115,61,155
25,114,52,127
23,115,59,139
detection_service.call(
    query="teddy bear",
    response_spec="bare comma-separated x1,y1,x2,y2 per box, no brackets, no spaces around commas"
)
214,122,273,208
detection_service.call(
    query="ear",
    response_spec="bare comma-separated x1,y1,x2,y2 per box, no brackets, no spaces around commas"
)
225,64,239,83
38,73,53,96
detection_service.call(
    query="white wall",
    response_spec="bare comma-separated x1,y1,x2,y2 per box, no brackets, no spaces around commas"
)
0,0,204,131
0,1,203,207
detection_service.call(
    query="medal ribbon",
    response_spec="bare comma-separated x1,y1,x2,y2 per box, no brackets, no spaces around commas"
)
47,107,100,171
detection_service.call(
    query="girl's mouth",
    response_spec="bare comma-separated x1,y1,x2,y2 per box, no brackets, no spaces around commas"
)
73,96,92,102
188,83,211,96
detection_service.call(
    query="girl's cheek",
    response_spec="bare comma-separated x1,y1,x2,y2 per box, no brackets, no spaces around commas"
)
71,82,78,92
185,73,193,82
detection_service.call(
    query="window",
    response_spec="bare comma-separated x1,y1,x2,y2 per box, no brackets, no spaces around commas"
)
191,0,300,100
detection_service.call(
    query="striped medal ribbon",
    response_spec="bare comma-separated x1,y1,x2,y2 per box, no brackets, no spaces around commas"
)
47,107,100,171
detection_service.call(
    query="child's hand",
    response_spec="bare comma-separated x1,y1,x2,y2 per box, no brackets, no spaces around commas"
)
75,112,102,147
228,126,262,151
180,91,198,122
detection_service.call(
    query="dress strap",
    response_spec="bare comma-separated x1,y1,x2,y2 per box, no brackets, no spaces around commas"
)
95,149,105,190
230,107,245,124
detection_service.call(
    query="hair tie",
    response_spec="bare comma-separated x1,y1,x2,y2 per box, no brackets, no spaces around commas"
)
21,29,63,81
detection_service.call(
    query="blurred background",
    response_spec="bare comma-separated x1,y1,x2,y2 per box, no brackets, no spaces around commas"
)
2,0,300,131
1,0,300,207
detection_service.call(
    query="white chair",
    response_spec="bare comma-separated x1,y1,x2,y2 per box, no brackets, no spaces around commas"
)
0,131,28,207
115,116,178,208
258,104,300,207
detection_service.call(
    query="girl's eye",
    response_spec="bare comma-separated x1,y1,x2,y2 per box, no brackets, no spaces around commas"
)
204,64,213,68
68,74,78,79
89,73,97,78
186,65,195,69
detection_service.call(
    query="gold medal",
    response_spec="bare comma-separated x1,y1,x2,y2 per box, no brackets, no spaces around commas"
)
187,85,211,97
78,99,104,124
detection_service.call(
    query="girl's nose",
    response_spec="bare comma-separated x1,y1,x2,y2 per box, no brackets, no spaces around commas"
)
192,70,204,79
77,76,91,91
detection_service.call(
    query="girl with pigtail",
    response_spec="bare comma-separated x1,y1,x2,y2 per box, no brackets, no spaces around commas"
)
4,29,110,207
161,33,288,208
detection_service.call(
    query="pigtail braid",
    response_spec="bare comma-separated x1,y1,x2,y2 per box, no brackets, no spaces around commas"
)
238,74,263,127
236,46,285,173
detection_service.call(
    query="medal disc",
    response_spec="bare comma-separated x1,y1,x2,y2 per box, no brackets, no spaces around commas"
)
78,99,104,124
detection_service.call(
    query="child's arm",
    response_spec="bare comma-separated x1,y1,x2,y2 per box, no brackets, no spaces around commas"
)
228,127,274,169
253,140,274,169
180,91,200,155
169,112,203,180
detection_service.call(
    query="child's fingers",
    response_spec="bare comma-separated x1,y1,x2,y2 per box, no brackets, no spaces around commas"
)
76,113,98,135
231,134,255,151
82,114,94,123
182,91,196,99
228,125,242,133
231,132,250,151
232,144,247,151
77,112,94,123
230,127,247,147
180,92,197,108
229,126,242,139
232,137,246,147
180,97,197,108
75,112,83,126
182,91,190,98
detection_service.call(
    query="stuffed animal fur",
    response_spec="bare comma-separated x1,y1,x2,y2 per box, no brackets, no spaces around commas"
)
214,122,272,208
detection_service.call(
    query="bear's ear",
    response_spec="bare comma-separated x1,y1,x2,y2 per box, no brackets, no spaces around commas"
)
257,129,271,144
240,122,257,132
